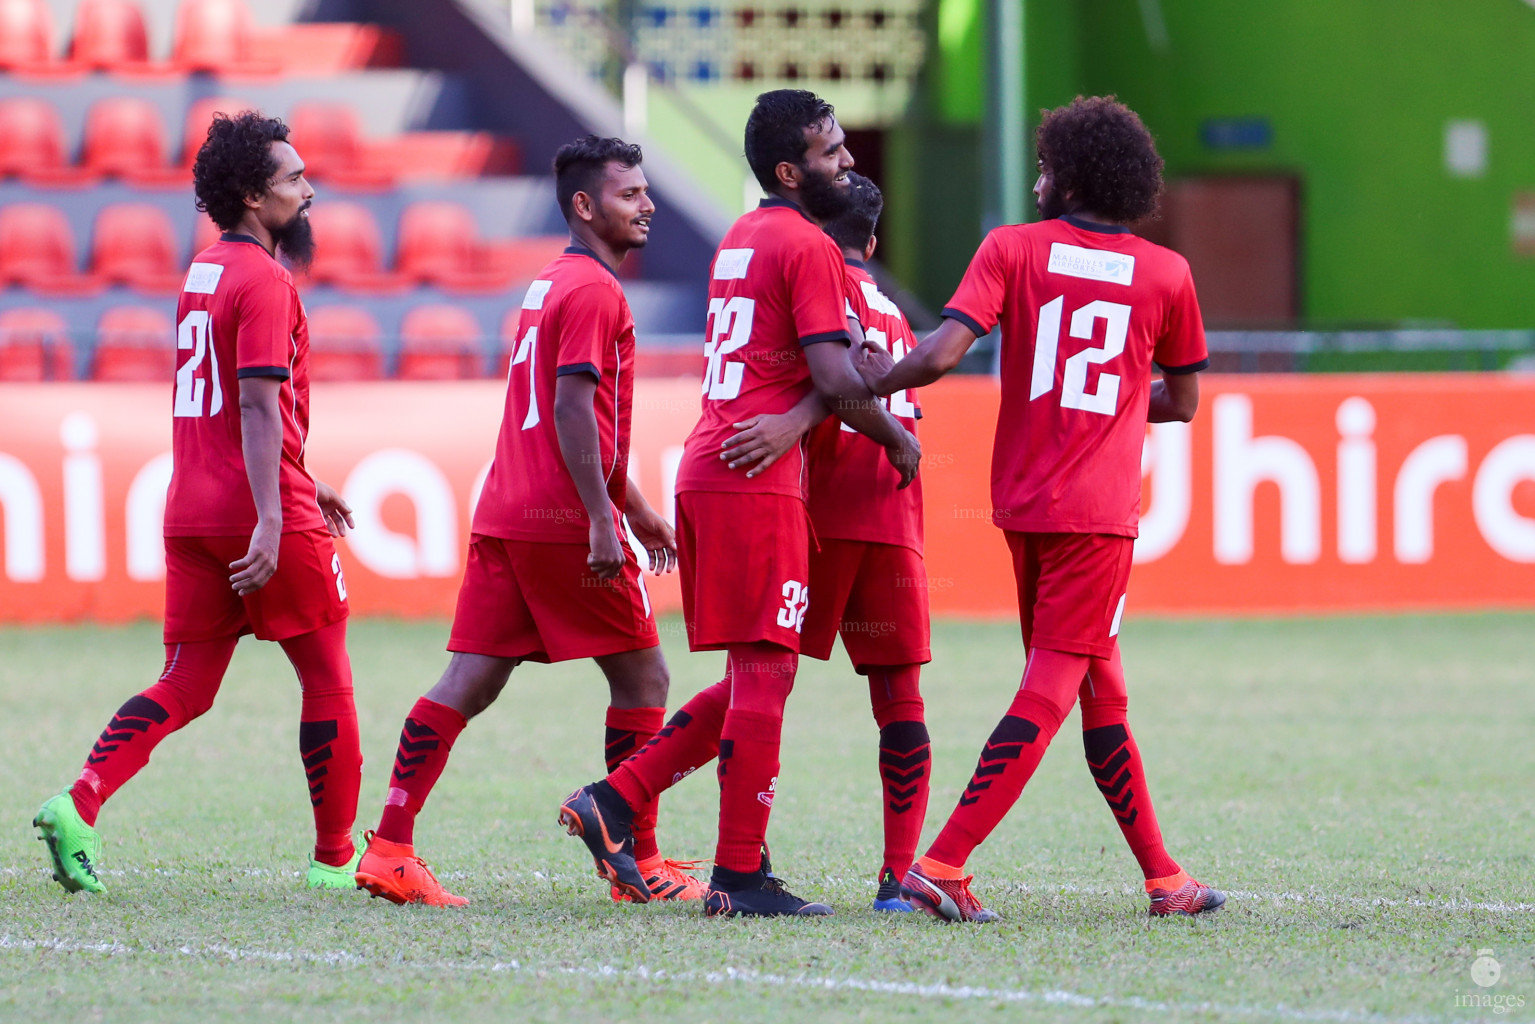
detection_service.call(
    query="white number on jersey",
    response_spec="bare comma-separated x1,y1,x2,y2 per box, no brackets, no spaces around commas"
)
509,325,540,429
173,310,223,418
1030,296,1130,416
841,328,914,432
775,579,809,632
703,296,755,401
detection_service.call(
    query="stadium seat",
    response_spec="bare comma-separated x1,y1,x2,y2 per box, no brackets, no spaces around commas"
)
300,202,405,292
0,0,54,69
397,202,542,292
0,308,74,381
369,132,521,179
397,304,486,379
93,305,172,381
81,97,183,186
91,203,185,293
68,0,150,69
0,98,91,185
287,102,393,187
497,307,522,378
0,204,97,294
490,236,569,281
190,213,222,255
179,96,253,168
306,305,385,381
247,22,405,72
171,0,278,72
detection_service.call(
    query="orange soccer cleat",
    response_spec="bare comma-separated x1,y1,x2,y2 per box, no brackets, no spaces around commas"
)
611,856,708,902
1146,871,1226,917
353,830,468,907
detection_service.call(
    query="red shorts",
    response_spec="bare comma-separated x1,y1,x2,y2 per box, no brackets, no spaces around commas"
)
163,528,349,644
447,533,658,663
1006,531,1133,658
801,538,931,670
677,490,808,652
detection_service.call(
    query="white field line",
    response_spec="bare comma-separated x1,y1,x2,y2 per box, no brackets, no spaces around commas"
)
7,864,1532,915
0,934,1467,1024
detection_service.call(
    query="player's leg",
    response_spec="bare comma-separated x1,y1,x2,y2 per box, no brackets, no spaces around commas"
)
36,635,238,893
1080,645,1224,916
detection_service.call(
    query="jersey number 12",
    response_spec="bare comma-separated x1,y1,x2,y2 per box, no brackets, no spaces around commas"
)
1030,296,1130,416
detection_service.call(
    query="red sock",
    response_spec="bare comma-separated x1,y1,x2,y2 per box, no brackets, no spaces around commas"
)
375,697,467,846
868,664,929,879
608,678,728,810
714,643,795,872
925,648,1081,869
69,637,237,826
604,705,665,861
281,620,363,867
1081,647,1180,880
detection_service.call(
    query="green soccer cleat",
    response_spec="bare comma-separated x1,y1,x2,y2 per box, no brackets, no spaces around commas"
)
306,848,362,889
33,791,105,894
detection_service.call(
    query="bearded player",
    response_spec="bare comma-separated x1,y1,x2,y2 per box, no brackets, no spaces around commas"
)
858,96,1225,922
353,136,697,907
33,111,364,893
559,91,921,917
721,173,931,913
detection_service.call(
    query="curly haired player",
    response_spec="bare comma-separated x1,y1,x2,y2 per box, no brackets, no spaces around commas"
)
858,96,1225,922
34,111,364,893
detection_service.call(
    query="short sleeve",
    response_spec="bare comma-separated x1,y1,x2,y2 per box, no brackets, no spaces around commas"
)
552,282,621,380
1153,266,1210,374
942,229,1012,338
788,235,852,347
234,272,297,379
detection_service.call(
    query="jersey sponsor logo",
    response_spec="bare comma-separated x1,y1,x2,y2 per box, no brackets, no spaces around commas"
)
521,279,553,310
1047,243,1135,286
183,262,225,294
712,247,754,280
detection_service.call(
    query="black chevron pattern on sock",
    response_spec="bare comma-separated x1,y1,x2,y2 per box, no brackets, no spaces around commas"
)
716,737,734,780
878,720,931,814
1084,723,1138,826
635,708,693,759
300,720,339,805
392,716,441,783
957,714,1040,807
85,695,172,765
605,727,639,772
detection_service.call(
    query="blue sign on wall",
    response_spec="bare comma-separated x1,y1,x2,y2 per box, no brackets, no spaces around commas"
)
1200,117,1274,150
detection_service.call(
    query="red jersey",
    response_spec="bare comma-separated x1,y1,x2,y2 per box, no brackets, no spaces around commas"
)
472,246,636,542
675,198,851,499
943,215,1208,536
806,259,923,552
163,234,323,537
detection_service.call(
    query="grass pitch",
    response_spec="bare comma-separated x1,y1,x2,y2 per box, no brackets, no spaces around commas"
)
2,613,1532,1023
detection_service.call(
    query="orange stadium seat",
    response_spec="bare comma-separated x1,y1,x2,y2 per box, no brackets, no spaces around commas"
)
247,22,405,72
287,102,393,188
92,305,172,381
0,308,74,380
0,204,97,294
300,202,406,292
68,0,150,69
172,0,275,73
397,304,486,380
179,96,253,167
307,305,384,381
91,203,185,293
81,97,183,186
370,132,521,179
0,98,91,185
396,201,534,292
0,0,55,69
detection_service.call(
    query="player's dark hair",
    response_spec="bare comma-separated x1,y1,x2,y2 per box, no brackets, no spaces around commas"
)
1036,95,1163,223
822,172,882,253
744,89,836,191
554,135,644,222
192,111,291,232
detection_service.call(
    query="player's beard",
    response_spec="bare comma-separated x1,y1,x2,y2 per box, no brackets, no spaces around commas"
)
798,165,853,223
273,207,316,271
1036,181,1069,220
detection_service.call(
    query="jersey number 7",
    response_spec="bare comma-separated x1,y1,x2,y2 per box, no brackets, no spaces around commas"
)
1030,296,1131,416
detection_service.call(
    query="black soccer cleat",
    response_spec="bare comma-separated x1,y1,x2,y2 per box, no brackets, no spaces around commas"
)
557,782,650,903
704,863,834,918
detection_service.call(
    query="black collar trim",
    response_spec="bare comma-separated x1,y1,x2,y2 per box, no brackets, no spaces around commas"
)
1060,214,1130,235
565,243,618,278
759,196,816,224
843,257,866,268
220,232,265,246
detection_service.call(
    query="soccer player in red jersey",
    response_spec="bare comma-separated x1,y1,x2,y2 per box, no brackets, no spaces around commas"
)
33,111,365,893
857,97,1226,922
353,136,694,907
560,91,921,918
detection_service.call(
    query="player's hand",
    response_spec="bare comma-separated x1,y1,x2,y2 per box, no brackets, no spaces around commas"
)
626,504,677,575
587,519,625,580
315,481,355,537
230,519,281,595
856,339,895,395
722,413,804,477
884,427,922,490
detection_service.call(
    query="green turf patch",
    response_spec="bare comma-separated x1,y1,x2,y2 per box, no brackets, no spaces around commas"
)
2,614,1532,1022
